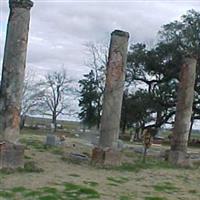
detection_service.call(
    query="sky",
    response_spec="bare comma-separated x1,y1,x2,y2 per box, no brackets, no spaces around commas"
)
0,0,200,121
0,0,200,80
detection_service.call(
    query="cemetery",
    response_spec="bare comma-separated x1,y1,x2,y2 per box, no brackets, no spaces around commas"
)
0,0,200,200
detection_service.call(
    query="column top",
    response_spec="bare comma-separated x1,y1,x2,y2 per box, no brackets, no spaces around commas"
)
111,30,129,38
9,0,34,9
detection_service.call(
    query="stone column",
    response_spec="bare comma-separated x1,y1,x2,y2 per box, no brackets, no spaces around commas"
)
92,30,129,166
0,0,33,143
169,57,197,165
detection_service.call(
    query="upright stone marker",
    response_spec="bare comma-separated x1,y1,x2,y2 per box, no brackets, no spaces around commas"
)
0,0,33,169
169,57,197,165
92,30,129,166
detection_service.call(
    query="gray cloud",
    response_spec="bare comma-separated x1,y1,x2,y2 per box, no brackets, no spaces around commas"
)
1,0,199,79
0,0,199,121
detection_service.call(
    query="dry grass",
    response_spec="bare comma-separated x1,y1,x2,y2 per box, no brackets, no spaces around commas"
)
0,133,200,200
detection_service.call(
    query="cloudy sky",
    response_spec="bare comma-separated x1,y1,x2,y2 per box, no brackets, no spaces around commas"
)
0,0,200,121
0,0,200,80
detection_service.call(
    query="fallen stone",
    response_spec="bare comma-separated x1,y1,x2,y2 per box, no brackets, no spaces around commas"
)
68,152,90,164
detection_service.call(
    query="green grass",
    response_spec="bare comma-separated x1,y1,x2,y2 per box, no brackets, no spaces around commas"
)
20,161,44,173
19,137,45,151
0,161,43,175
115,157,175,172
83,181,99,187
153,182,179,193
188,189,197,193
107,176,129,184
19,137,64,155
68,173,81,177
24,155,32,160
0,190,14,198
0,168,15,175
144,197,167,200
0,183,100,200
11,186,27,193
119,195,132,200
63,182,100,199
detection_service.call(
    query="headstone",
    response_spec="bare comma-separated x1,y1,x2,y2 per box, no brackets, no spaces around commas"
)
45,134,58,146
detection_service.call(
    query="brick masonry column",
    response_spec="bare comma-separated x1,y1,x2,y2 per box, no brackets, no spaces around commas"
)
169,57,197,165
92,30,129,166
0,0,33,143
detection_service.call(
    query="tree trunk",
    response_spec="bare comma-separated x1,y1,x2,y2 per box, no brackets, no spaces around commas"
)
20,115,26,130
133,126,140,141
52,112,57,133
188,113,194,145
121,119,127,135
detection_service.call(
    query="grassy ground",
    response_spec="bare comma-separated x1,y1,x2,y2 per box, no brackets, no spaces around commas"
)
0,131,200,200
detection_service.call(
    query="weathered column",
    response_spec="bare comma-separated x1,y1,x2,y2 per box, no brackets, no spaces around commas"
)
92,30,129,166
0,0,33,143
0,0,33,169
169,57,197,165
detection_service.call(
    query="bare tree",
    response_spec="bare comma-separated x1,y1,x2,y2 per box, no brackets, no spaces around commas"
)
85,41,108,91
20,71,44,129
40,69,74,132
79,42,108,129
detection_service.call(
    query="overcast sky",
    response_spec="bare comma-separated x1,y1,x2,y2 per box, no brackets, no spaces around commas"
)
0,0,200,122
0,0,200,80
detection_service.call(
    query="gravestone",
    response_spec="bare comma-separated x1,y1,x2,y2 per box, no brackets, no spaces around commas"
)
46,123,58,146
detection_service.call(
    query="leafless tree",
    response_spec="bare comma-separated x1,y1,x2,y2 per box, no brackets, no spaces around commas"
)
80,42,108,128
85,41,108,92
40,69,74,132
20,71,44,129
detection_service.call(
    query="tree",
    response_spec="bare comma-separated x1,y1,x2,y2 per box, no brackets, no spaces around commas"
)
125,43,177,135
124,10,200,138
79,70,101,128
39,69,73,132
78,42,107,128
159,9,200,143
20,71,44,129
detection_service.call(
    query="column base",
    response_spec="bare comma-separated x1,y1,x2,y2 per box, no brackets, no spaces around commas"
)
167,150,193,168
91,147,122,166
0,141,24,169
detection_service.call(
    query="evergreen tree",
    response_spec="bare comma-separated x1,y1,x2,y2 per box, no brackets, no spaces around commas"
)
79,70,102,129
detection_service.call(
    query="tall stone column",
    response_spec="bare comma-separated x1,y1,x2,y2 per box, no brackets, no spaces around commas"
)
0,0,33,143
92,30,129,166
169,57,197,165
